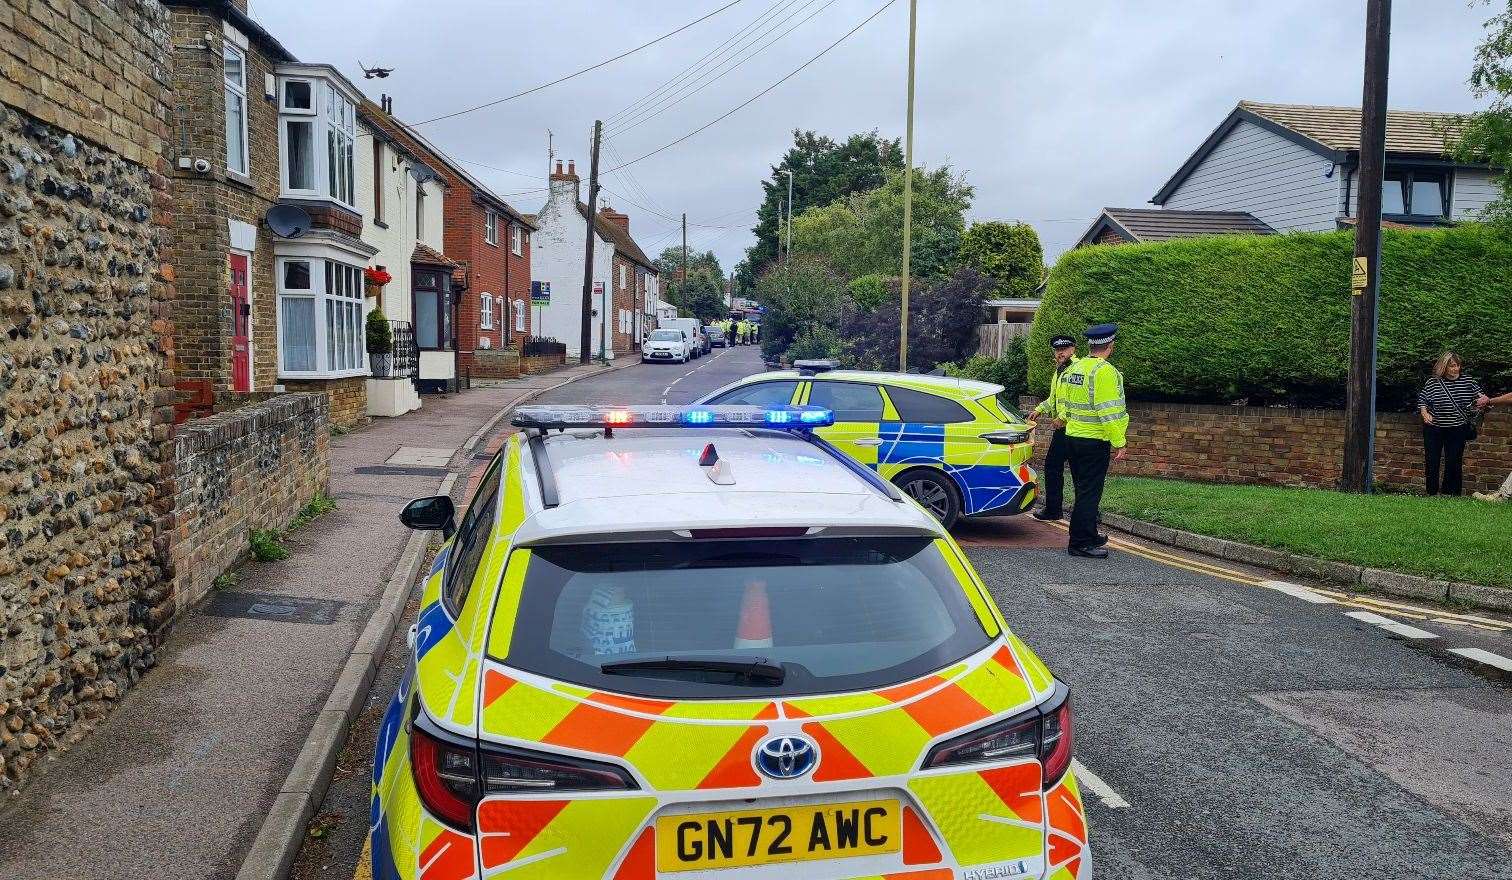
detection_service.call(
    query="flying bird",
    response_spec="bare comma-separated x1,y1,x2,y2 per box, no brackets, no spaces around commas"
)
360,61,393,79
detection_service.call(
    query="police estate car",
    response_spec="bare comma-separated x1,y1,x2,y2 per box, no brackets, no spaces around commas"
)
697,364,1038,528
371,404,1088,880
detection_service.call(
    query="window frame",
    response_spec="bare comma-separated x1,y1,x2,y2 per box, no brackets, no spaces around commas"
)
480,293,495,330
443,455,504,617
223,43,249,178
415,187,426,240
807,380,886,422
1380,167,1450,221
706,380,800,407
276,72,357,209
510,223,523,256
513,298,526,333
484,210,498,246
371,138,384,224
275,255,369,380
884,385,976,424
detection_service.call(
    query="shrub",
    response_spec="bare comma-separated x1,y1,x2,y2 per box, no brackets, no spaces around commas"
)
944,336,1029,399
787,327,845,362
841,269,992,371
249,529,288,562
1030,224,1512,408
366,308,392,355
959,221,1045,299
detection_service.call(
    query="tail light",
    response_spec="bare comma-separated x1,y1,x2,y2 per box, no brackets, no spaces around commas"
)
923,680,1073,788
410,709,637,832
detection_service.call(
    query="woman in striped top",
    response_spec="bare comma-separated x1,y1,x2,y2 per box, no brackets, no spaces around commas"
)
1417,351,1483,496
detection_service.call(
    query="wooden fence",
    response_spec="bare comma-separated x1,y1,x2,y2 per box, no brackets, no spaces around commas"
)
976,323,1032,358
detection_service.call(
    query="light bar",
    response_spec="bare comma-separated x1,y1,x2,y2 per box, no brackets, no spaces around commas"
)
511,405,835,431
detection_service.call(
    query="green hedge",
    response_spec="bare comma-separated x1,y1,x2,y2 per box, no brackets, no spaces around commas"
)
1029,224,1512,408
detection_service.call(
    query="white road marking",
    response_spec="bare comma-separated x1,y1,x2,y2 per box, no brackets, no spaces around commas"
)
660,348,732,404
1345,610,1438,640
1447,647,1512,672
1259,580,1336,605
1070,759,1130,809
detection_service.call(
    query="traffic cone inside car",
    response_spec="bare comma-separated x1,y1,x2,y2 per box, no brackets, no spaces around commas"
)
734,580,773,649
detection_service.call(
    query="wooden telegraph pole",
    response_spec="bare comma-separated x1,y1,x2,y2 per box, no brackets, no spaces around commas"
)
578,120,602,365
681,213,688,284
898,0,918,372
1343,0,1392,492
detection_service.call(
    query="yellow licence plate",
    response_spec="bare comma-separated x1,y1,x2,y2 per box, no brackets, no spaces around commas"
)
655,799,900,872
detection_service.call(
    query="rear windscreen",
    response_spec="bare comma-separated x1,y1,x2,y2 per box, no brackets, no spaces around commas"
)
500,538,993,698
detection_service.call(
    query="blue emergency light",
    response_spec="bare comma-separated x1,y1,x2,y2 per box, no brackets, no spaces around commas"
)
511,404,834,431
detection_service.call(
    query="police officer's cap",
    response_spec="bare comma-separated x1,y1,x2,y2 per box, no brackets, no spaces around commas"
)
1085,323,1118,345
1050,335,1076,349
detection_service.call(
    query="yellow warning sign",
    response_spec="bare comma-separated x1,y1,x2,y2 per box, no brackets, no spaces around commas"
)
1351,256,1369,294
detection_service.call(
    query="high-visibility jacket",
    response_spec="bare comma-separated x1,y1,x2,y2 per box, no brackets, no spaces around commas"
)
1035,357,1078,420
1055,356,1128,447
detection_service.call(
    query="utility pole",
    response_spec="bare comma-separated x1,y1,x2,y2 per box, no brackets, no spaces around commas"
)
898,0,918,372
1343,0,1392,492
681,212,688,284
578,120,602,365
786,170,794,259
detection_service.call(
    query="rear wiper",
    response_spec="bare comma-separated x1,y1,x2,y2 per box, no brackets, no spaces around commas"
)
600,655,786,685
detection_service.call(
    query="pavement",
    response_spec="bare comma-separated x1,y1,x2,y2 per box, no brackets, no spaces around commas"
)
0,358,630,880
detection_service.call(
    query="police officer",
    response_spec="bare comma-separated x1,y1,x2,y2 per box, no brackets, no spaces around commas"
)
1031,335,1079,522
1056,323,1128,558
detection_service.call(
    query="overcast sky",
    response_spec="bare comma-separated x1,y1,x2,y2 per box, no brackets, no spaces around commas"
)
250,0,1495,268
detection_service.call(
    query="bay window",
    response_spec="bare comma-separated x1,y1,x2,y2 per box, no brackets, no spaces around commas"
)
277,256,367,378
277,67,358,209
223,44,248,176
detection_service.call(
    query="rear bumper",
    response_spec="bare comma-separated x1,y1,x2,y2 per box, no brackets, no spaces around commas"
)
966,478,1038,519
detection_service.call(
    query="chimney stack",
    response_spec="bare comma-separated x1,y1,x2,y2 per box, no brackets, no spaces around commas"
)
599,207,629,233
548,158,581,204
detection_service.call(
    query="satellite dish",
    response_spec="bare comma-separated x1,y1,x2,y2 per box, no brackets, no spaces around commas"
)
266,204,311,238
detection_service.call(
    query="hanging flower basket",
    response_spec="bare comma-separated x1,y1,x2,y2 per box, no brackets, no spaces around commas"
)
364,266,393,287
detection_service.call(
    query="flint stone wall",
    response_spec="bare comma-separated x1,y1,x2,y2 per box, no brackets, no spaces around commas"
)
170,393,330,613
0,0,179,793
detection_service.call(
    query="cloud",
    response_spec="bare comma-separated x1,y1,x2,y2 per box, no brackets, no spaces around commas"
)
248,0,1492,267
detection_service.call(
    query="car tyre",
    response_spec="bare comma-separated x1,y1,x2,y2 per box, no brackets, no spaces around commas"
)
893,468,962,529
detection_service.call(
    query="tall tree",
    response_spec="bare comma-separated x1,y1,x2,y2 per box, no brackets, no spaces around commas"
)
1455,1,1512,225
668,272,728,323
746,129,904,279
788,165,974,280
958,222,1045,299
655,246,721,281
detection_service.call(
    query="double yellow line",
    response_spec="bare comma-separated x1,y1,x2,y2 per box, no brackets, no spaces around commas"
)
1040,521,1511,633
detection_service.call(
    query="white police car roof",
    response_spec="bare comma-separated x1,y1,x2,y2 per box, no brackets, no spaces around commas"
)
510,428,943,547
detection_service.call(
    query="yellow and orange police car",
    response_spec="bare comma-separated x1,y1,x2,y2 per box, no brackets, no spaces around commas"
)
370,404,1088,880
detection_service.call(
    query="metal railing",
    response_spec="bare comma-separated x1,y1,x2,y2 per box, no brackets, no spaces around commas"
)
370,320,418,379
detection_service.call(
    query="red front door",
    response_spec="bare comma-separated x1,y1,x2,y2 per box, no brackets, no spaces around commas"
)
229,253,251,392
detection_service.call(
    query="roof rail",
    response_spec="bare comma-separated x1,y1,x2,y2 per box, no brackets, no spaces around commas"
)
525,432,560,508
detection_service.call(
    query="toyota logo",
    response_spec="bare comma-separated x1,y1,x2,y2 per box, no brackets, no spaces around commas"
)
754,735,818,779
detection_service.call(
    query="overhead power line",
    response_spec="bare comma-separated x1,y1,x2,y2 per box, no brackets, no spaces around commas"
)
603,0,899,176
402,0,745,129
607,0,840,139
605,0,800,128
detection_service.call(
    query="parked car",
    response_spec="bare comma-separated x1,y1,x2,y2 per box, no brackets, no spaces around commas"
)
706,325,727,348
374,404,1086,880
660,318,706,358
697,361,1038,528
641,328,691,364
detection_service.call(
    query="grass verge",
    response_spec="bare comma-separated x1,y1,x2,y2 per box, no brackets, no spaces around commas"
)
1100,476,1512,589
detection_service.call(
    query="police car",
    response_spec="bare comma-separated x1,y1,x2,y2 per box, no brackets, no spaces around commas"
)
697,363,1038,528
371,405,1088,880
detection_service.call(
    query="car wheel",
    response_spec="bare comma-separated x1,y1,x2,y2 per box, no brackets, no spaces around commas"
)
894,468,962,529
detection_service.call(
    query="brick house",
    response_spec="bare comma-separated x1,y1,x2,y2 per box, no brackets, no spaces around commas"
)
359,113,536,383
597,206,660,353
164,0,375,428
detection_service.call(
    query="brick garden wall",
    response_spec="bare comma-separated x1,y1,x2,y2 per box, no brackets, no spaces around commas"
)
1025,398,1512,494
170,393,330,613
0,0,178,793
521,352,566,374
471,347,520,379
282,375,367,429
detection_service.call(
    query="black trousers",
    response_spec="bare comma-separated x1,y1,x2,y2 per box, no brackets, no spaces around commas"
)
1066,436,1111,548
1041,428,1069,516
1423,424,1469,496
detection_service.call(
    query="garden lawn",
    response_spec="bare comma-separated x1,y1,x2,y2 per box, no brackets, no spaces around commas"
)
1099,477,1512,589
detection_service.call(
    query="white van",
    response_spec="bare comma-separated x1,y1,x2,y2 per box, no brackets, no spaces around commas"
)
659,317,705,358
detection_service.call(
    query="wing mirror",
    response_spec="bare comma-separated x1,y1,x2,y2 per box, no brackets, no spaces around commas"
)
400,495,456,538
